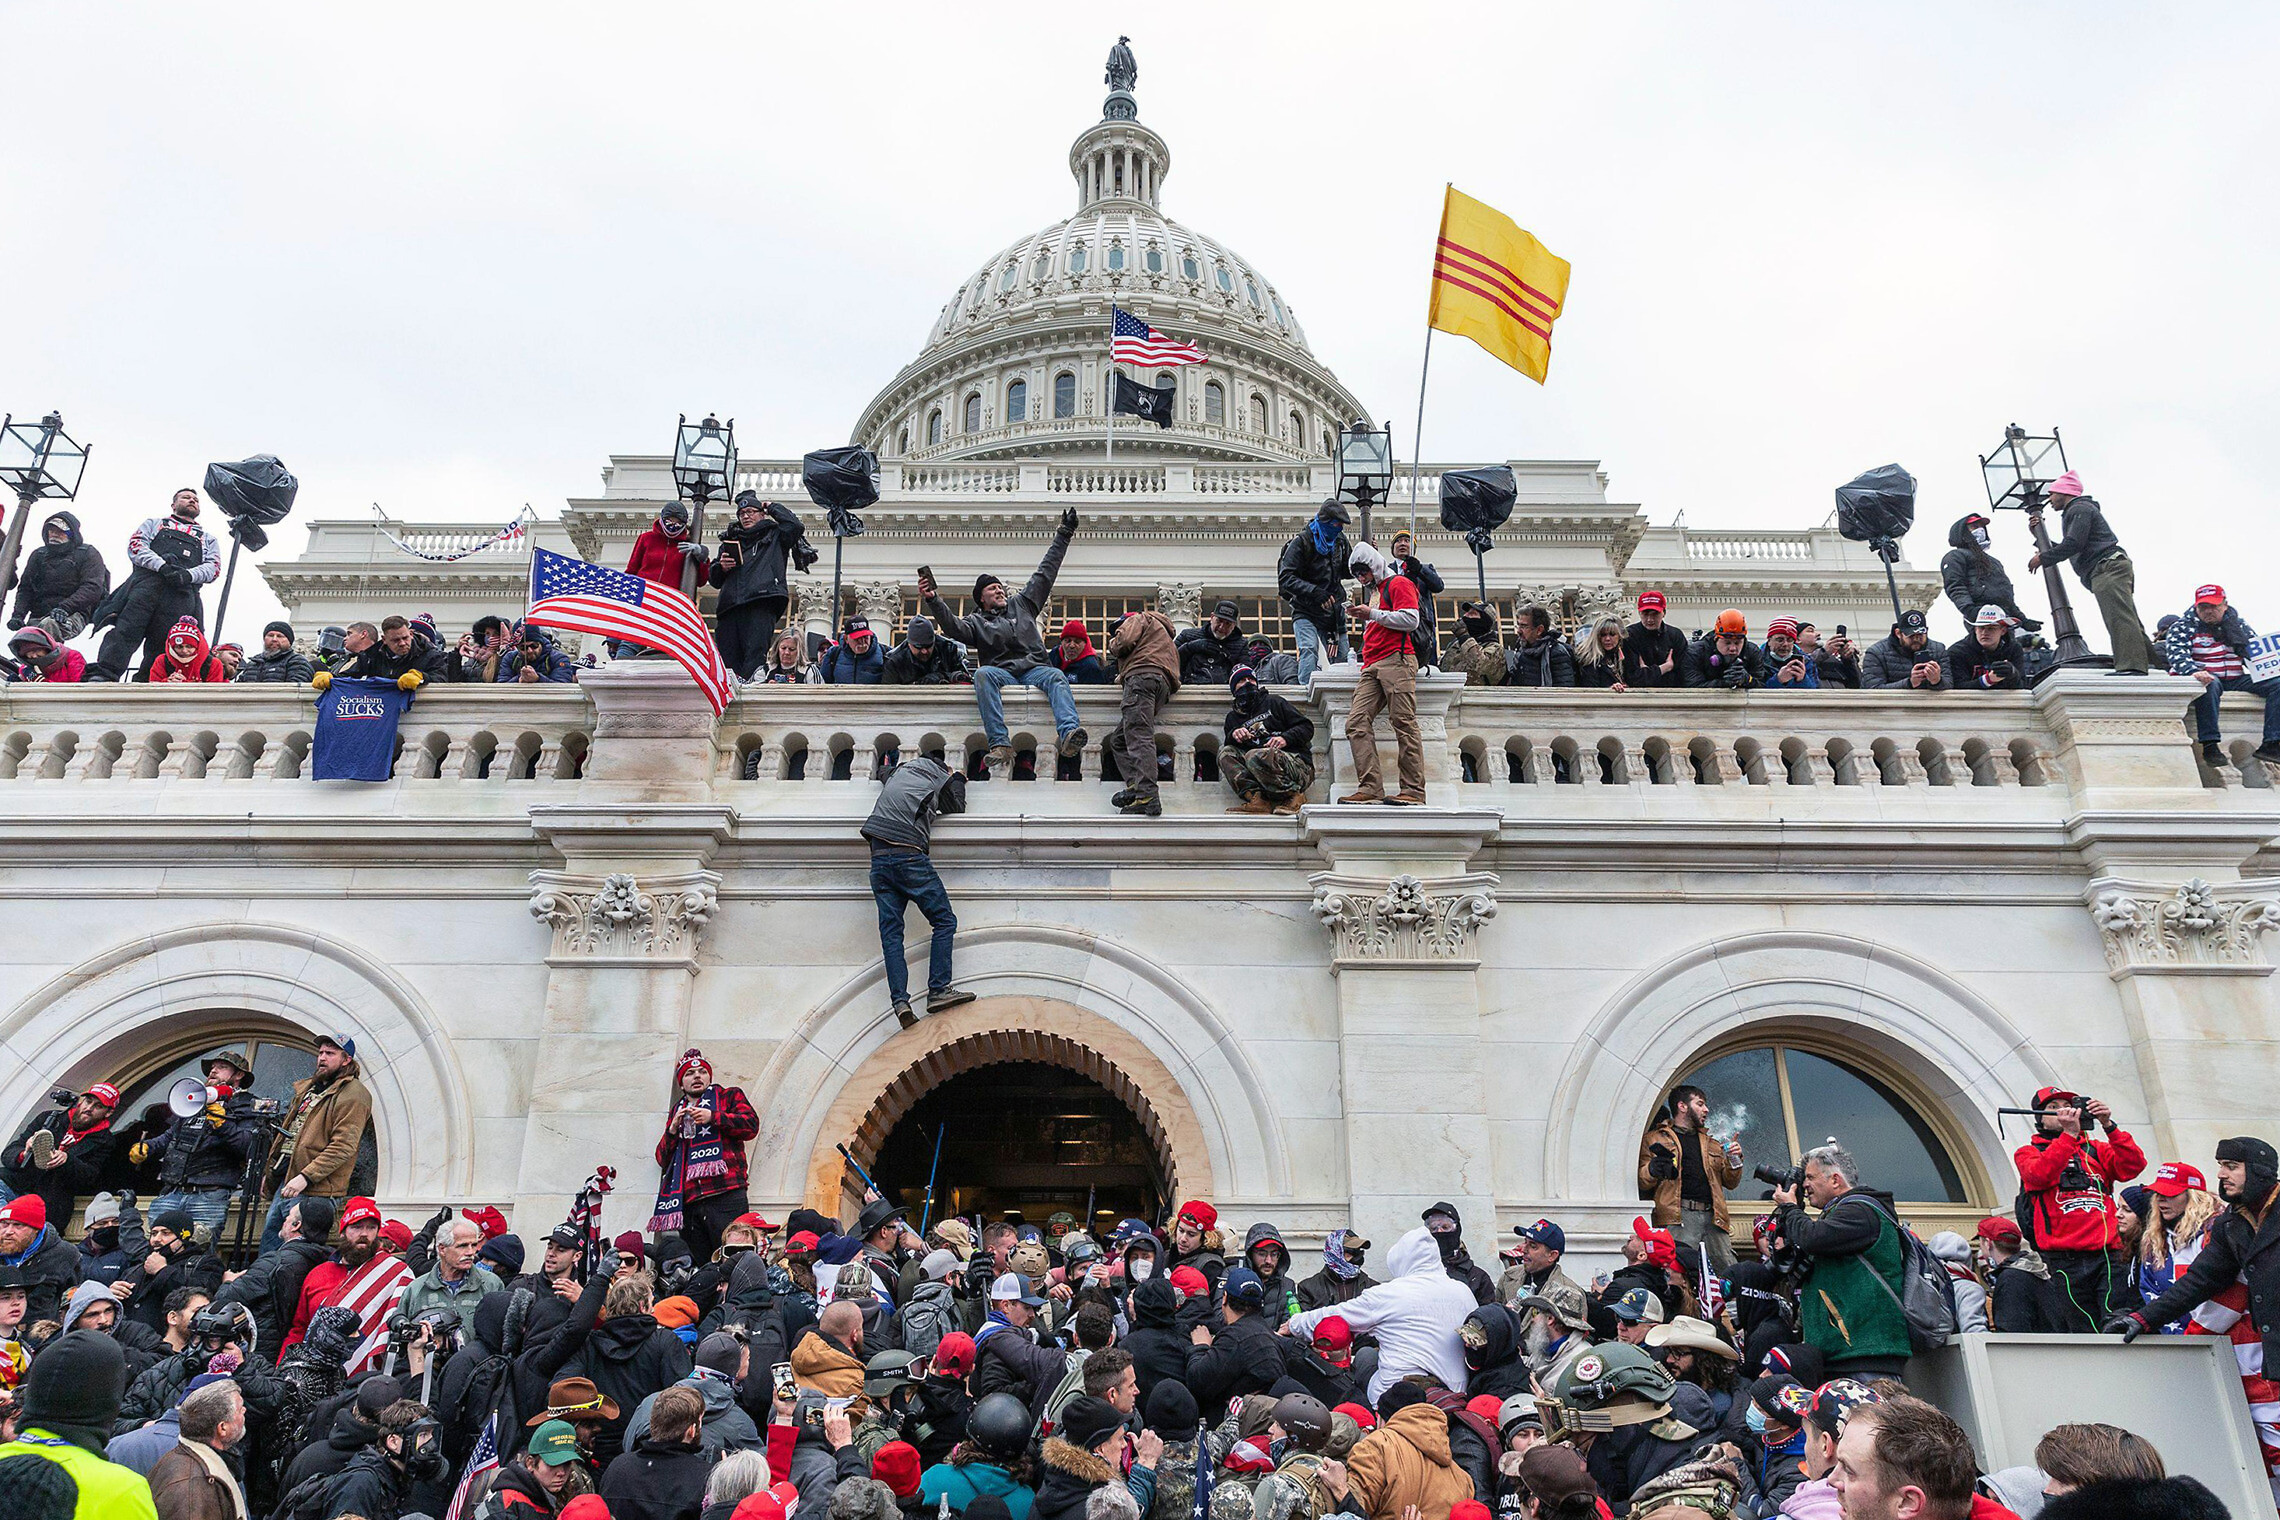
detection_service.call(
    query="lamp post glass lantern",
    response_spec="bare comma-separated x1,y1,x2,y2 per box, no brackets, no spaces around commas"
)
1336,419,1394,543
1978,422,2095,666
0,411,90,597
671,413,735,598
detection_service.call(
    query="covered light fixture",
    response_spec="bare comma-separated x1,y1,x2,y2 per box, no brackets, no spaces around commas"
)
1336,418,1394,542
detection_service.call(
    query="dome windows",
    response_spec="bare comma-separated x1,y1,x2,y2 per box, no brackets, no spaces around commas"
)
1204,381,1225,425
1054,371,1076,419
1032,252,1051,281
1145,247,1164,274
1155,371,1173,389
927,410,942,446
1006,379,1028,423
1270,293,1286,325
964,283,981,312
1107,243,1125,272
1215,266,1234,294
1069,245,1089,274
964,393,983,433
998,264,1019,294
1182,252,1200,281
1245,279,1262,309
1249,394,1267,433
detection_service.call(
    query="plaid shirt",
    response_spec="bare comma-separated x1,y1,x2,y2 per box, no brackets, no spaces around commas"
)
655,1084,759,1200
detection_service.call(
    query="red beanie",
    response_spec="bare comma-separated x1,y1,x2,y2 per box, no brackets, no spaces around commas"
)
872,1441,923,1499
1334,1402,1376,1432
1169,1266,1208,1297
1452,1504,1493,1520
0,1194,46,1230
1466,1395,1504,1426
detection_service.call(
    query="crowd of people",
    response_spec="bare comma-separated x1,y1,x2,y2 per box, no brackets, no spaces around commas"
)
0,1044,2268,1520
10,474,2275,772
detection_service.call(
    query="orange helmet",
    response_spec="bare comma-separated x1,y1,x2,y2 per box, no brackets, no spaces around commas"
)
1713,609,1748,637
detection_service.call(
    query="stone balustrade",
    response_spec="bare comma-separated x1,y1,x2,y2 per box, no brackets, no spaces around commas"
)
4,670,2271,808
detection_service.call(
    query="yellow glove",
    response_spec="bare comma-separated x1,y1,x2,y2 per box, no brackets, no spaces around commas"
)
128,1141,149,1165
311,670,332,691
397,670,425,692
205,1101,226,1121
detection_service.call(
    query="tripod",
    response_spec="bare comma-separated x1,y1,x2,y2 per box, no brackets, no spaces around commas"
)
228,1114,283,1268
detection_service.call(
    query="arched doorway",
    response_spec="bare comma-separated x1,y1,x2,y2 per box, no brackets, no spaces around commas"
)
870,1061,1171,1230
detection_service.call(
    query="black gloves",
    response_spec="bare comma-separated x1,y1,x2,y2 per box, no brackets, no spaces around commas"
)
163,566,195,590
595,1246,622,1280
2101,1314,2144,1342
1647,1144,1678,1182
1061,506,1079,534
1721,663,1751,689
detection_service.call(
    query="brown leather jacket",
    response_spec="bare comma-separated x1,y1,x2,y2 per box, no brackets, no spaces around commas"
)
278,1064,373,1197
1109,610,1181,691
1638,1119,1744,1233
149,1440,245,1520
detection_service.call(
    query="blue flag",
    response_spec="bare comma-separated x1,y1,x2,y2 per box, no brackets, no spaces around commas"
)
1190,1421,1213,1520
313,677,414,781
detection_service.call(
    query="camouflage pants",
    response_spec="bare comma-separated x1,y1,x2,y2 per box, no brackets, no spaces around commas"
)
1226,745,1314,802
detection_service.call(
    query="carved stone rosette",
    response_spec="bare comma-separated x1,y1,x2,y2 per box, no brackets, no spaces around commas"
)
1309,871,1499,970
529,869,722,968
2089,877,2280,974
1156,582,1204,630
847,579,906,632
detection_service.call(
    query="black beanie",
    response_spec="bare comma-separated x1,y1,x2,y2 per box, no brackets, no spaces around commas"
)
264,620,294,642
481,1233,526,1276
294,1195,337,1243
1375,1380,1428,1421
1056,1394,1126,1453
1145,1378,1200,1442
355,1374,404,1421
0,1452,79,1520
974,573,1003,601
22,1329,127,1451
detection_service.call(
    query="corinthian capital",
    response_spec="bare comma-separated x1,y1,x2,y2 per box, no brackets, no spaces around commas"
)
2089,877,2280,974
1309,871,1499,969
529,869,721,966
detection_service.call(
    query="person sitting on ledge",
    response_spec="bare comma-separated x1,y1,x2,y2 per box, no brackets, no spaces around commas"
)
1222,666,1314,815
919,508,1089,777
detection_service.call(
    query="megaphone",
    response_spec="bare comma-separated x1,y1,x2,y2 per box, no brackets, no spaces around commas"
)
168,1077,215,1119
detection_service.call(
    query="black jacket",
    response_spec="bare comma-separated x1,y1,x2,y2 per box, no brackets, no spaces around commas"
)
1860,634,1950,689
339,631,451,683
1223,692,1314,755
1121,1279,1192,1407
971,1317,1066,1406
1275,1339,1359,1408
1504,635,1575,688
1293,1267,1379,1315
279,1404,380,1495
924,525,1074,675
8,512,109,626
601,1428,711,1520
1277,525,1352,635
2042,494,2124,586
238,645,316,683
1182,1309,1284,1413
304,1446,411,1520
214,1238,332,1361
0,1224,80,1325
555,1310,694,1464
1688,635,1768,689
1950,629,2027,690
883,639,970,685
1,1109,115,1229
1813,647,1862,689
1622,622,1691,687
2136,1190,2280,1369
1176,624,1248,687
1987,1253,2069,1334
117,1344,285,1434
1941,518,2036,629
1033,1437,1114,1520
143,1106,259,1193
709,502,814,611
1460,1304,1531,1399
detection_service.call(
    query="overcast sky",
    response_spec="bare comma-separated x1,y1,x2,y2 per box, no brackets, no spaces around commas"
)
7,3,2275,645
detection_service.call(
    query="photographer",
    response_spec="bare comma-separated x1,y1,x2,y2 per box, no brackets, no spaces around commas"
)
2013,1087,2146,1332
1948,606,2028,691
1797,623,1862,689
131,1058,262,1244
1761,618,1820,690
1,1082,120,1231
1767,1144,1912,1377
116,1299,284,1435
213,1196,337,1358
262,1034,371,1256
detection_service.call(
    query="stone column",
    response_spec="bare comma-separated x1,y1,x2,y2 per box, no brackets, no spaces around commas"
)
513,666,733,1237
1305,809,1502,1257
1157,582,1203,629
2089,877,2280,1165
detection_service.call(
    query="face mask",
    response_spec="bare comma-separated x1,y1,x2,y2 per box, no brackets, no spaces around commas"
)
1746,1404,1768,1436
1971,524,1991,549
1130,1259,1152,1282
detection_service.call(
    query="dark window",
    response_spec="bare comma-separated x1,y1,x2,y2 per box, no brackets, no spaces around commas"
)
1054,372,1076,419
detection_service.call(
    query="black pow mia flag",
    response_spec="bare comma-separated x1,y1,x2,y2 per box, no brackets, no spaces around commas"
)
1113,373,1175,429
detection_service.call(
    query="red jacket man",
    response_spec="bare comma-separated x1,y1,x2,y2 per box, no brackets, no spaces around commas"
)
2012,1086,2145,1331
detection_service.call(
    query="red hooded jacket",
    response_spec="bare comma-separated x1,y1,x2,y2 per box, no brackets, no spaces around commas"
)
146,616,230,683
626,518,707,590
2015,1126,2147,1253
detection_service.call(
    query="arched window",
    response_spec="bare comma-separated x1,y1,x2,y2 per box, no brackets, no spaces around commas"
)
1672,1040,1970,1206
1032,252,1050,281
1245,279,1263,309
1156,371,1173,389
1215,266,1234,293
1005,379,1028,423
1248,395,1268,433
1289,410,1303,442
1204,381,1225,425
998,264,1018,292
1107,244,1126,272
927,410,942,446
1145,247,1164,274
1270,293,1286,325
963,393,982,433
1181,252,1200,281
1054,372,1076,419
1321,429,1333,456
897,427,909,455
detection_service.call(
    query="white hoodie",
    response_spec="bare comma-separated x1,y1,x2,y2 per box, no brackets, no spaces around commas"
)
1285,1226,1478,1402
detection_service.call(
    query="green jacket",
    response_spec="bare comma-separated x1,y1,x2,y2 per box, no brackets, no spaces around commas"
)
396,1264,504,1335
0,1428,161,1520
1792,1193,1912,1364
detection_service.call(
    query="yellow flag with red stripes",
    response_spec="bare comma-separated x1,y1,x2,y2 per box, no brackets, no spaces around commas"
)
1428,186,1571,383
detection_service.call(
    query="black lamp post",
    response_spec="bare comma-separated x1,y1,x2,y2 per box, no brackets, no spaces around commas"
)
0,412,90,603
1336,418,1394,544
1979,423,2096,667
671,414,736,599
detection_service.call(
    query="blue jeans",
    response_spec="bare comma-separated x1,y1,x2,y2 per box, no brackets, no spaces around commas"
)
2193,673,2280,744
1294,617,1346,684
156,1188,235,1244
871,851,958,1005
973,664,1079,746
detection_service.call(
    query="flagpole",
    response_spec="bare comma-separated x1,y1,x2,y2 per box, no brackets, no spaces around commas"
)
1105,318,1116,481
1406,326,1436,539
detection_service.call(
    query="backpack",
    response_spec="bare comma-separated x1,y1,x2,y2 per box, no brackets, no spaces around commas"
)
1037,1348,1092,1436
1855,1196,1960,1353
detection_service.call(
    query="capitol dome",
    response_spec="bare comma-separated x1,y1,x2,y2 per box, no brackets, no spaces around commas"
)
853,57,1371,466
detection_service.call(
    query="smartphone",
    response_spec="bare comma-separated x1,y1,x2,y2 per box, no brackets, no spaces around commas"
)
916,564,936,587
773,1363,797,1400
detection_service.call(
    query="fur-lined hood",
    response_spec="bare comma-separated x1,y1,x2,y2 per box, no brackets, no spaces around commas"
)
1041,1436,1117,1486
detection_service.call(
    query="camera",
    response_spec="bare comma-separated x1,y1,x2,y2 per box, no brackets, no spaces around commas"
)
48,1087,78,1108
1754,1162,1807,1194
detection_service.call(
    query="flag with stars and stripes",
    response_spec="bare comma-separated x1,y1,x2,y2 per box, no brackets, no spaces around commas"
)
1112,307,1206,366
445,1410,500,1520
526,546,731,713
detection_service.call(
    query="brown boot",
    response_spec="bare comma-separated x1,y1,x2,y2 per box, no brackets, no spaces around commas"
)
1225,797,1273,815
1337,787,1384,804
1386,789,1428,806
1274,796,1307,815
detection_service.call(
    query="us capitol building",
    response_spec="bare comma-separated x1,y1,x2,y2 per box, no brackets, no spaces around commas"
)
4,46,2276,1268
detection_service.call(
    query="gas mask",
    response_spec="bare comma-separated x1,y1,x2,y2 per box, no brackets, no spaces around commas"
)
397,1417,449,1482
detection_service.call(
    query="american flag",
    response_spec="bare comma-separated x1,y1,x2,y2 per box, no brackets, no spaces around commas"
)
1112,307,1206,366
333,1251,415,1376
527,547,732,713
1189,1422,1213,1520
446,1410,501,1520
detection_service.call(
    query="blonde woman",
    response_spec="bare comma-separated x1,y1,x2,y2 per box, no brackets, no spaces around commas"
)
2137,1163,2222,1328
1572,616,1628,691
759,631,819,685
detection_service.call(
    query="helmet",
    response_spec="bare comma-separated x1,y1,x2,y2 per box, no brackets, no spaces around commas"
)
864,1350,922,1399
1062,1234,1101,1267
1497,1393,1541,1442
190,1300,257,1353
1009,1242,1051,1282
1271,1392,1331,1452
967,1391,1034,1460
1713,610,1748,637
1536,1342,1674,1439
